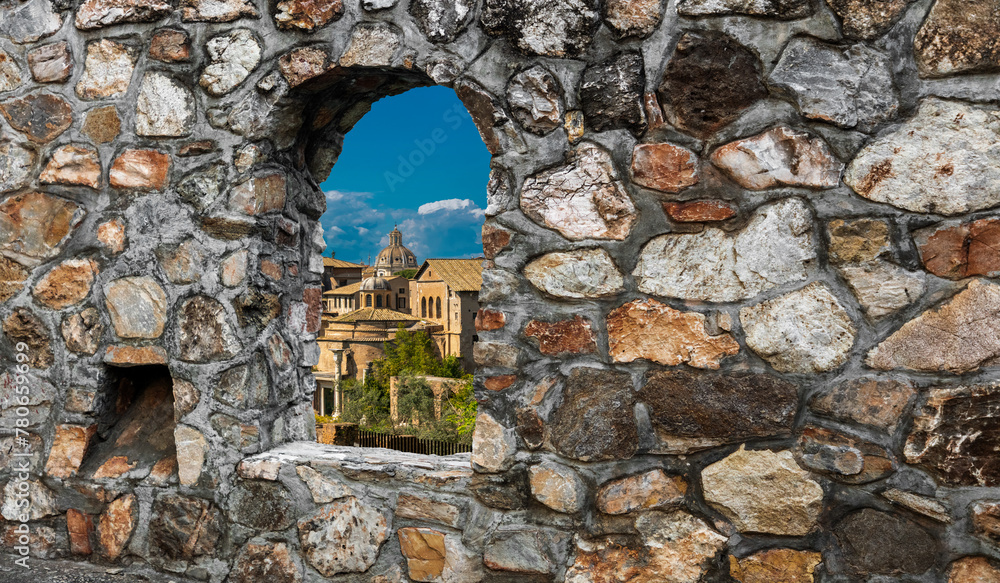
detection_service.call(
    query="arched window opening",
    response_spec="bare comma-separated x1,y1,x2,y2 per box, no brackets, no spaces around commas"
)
436,297,442,319
366,294,372,307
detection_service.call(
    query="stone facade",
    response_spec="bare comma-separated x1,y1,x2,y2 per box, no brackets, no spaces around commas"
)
2,0,1000,581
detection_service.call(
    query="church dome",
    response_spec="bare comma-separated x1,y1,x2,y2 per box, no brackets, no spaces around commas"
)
374,227,418,275
360,276,391,291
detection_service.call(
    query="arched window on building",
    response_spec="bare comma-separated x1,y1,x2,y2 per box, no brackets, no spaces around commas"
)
376,295,382,308
366,294,372,307
421,297,427,317
436,297,442,319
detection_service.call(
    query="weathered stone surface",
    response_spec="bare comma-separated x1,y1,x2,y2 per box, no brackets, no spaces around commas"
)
150,29,191,62
216,356,268,408
602,0,662,38
658,31,766,138
98,494,136,561
230,173,286,215
770,37,897,130
295,466,351,503
200,30,261,96
484,527,565,575
972,502,1000,545
597,469,686,515
548,368,637,461
276,0,344,30
410,0,474,42
398,528,447,582
678,0,811,18
33,258,98,310
826,0,911,40
0,256,28,304
104,276,166,339
181,0,259,21
136,72,195,137
730,549,822,583
525,248,625,299
741,282,856,373
3,308,53,368
475,309,506,332
833,509,936,575
1,479,57,521
67,509,94,555
0,434,43,474
523,315,596,356
44,424,96,478
109,149,170,190
529,462,585,513
83,106,121,144
521,142,636,241
75,0,171,29
179,296,239,362
608,298,739,369
157,239,206,285
868,279,1000,373
581,51,645,134
914,0,1000,78
846,99,1000,215
104,345,168,365
0,49,22,93
663,201,736,222
631,143,699,194
949,557,1000,583
28,42,72,83
0,0,62,44
881,488,950,522
396,494,460,528
0,370,54,426
0,142,34,194
339,23,402,67
76,40,138,99
482,0,599,57
702,446,823,536
61,308,102,354
232,542,302,583
916,219,1000,280
634,198,814,302
93,455,136,479
279,47,331,88
149,494,222,558
506,66,563,135
565,511,726,583
298,497,389,576
0,93,72,143
481,224,511,259
795,426,895,484
827,218,890,264
640,370,797,454
221,250,248,287
810,378,916,431
712,127,842,190
472,412,516,472
172,425,207,487
565,110,584,143
39,145,101,189
97,218,126,254
904,382,1000,486
840,261,926,319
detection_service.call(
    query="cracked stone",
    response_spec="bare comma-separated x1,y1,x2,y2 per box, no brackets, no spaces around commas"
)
0,191,85,267
27,42,72,84
76,39,138,100
275,0,344,30
0,142,36,194
826,0,912,40
916,219,1000,280
232,542,302,583
150,29,191,62
180,0,259,22
881,488,950,522
179,296,240,362
630,142,699,194
678,0,811,18
840,261,925,320
105,276,167,339
827,218,890,264
711,126,843,190
98,494,136,561
730,549,823,583
410,0,475,42
61,308,103,354
602,0,663,38
548,368,637,462
0,93,72,143
215,355,268,408
110,150,170,190
482,0,599,57
810,377,916,432
0,0,62,43
76,0,171,29
200,29,261,96
148,494,223,559
581,51,646,134
795,426,895,484
634,198,814,302
136,72,195,137
39,145,102,189
914,0,1000,77
596,469,687,515
524,248,625,299
33,258,98,310
506,65,563,135
523,316,597,355
295,466,351,503
298,497,389,576
229,173,287,215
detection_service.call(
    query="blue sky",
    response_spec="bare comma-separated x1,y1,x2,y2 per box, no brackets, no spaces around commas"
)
319,86,492,265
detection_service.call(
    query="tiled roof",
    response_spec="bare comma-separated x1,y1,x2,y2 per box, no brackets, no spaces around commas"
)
331,307,422,323
325,281,364,296
417,259,483,292
323,257,365,268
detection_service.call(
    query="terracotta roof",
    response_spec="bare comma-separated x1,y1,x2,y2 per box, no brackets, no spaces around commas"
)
323,257,365,268
331,307,422,323
326,281,364,296
416,259,483,292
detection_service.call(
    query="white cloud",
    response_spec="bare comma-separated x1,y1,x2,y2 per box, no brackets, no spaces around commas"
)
418,198,477,215
325,189,374,202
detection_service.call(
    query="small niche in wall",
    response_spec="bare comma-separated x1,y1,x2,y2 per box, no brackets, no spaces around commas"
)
78,365,178,483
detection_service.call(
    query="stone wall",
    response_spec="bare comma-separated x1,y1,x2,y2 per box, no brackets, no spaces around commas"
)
2,0,1000,580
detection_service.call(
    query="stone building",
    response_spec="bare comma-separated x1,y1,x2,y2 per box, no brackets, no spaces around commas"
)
322,274,410,317
410,259,482,369
321,256,364,291
373,226,419,276
5,0,1000,581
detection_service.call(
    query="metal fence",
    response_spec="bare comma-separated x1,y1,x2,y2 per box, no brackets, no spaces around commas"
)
356,430,472,456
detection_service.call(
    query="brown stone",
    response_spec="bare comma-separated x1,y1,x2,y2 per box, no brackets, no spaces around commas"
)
972,501,1000,545
149,29,190,62
229,173,287,215
456,82,502,155
232,542,302,583
529,462,585,513
304,286,322,333
93,456,137,479
276,0,344,30
881,488,950,522
45,424,97,478
0,191,83,267
825,0,912,40
178,140,216,157
523,316,597,356
148,456,177,486
603,0,662,38
0,93,72,143
398,527,447,582
202,216,255,240
867,280,1000,374
827,218,890,264
596,469,687,515
76,40,138,99
711,126,843,190
630,143,699,193
261,260,282,281
98,494,137,561
663,200,736,223
396,494,461,528
0,256,28,304
157,239,206,285
639,370,798,454
795,426,895,484
33,258,98,310
3,308,53,368
810,377,916,432
27,42,73,83
730,549,822,583
67,509,94,555
949,557,1000,583
104,345,169,366
484,375,517,391
475,308,506,331
481,224,511,259
40,145,102,189
75,0,172,29
82,106,121,144
110,149,170,190
916,218,1000,280
834,509,936,576
548,368,637,462
62,308,103,354
914,0,1000,78
105,276,167,339
658,31,767,138
181,0,260,21
179,296,240,362
149,494,223,559
279,47,333,88
607,298,739,369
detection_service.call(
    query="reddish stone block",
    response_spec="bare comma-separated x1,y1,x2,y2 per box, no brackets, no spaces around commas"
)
475,309,506,331
523,316,597,356
110,149,170,190
484,375,517,391
67,509,94,555
663,200,736,222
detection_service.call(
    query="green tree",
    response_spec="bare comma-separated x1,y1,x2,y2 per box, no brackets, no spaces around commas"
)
396,269,418,279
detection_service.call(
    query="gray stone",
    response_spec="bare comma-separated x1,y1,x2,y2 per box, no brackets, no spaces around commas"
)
809,378,916,432
520,142,636,241
410,0,475,42
481,0,599,57
844,99,1000,215
580,51,645,134
75,0,171,29
295,466,352,503
76,39,138,100
179,296,240,362
298,497,389,576
231,480,295,530
0,371,54,427
769,37,898,131
471,412,516,472
678,0,811,18
634,198,815,303
528,462,585,513
104,276,167,339
839,261,925,320
156,239,207,284
200,29,261,97
0,49,23,93
175,425,207,486
711,126,843,190
136,72,195,137
0,142,35,194
548,368,638,461
484,528,562,575
180,0,259,22
339,23,401,67
1,479,58,521
740,282,856,374
215,354,269,408
506,66,563,135
177,163,227,212
0,0,62,43
524,248,625,299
